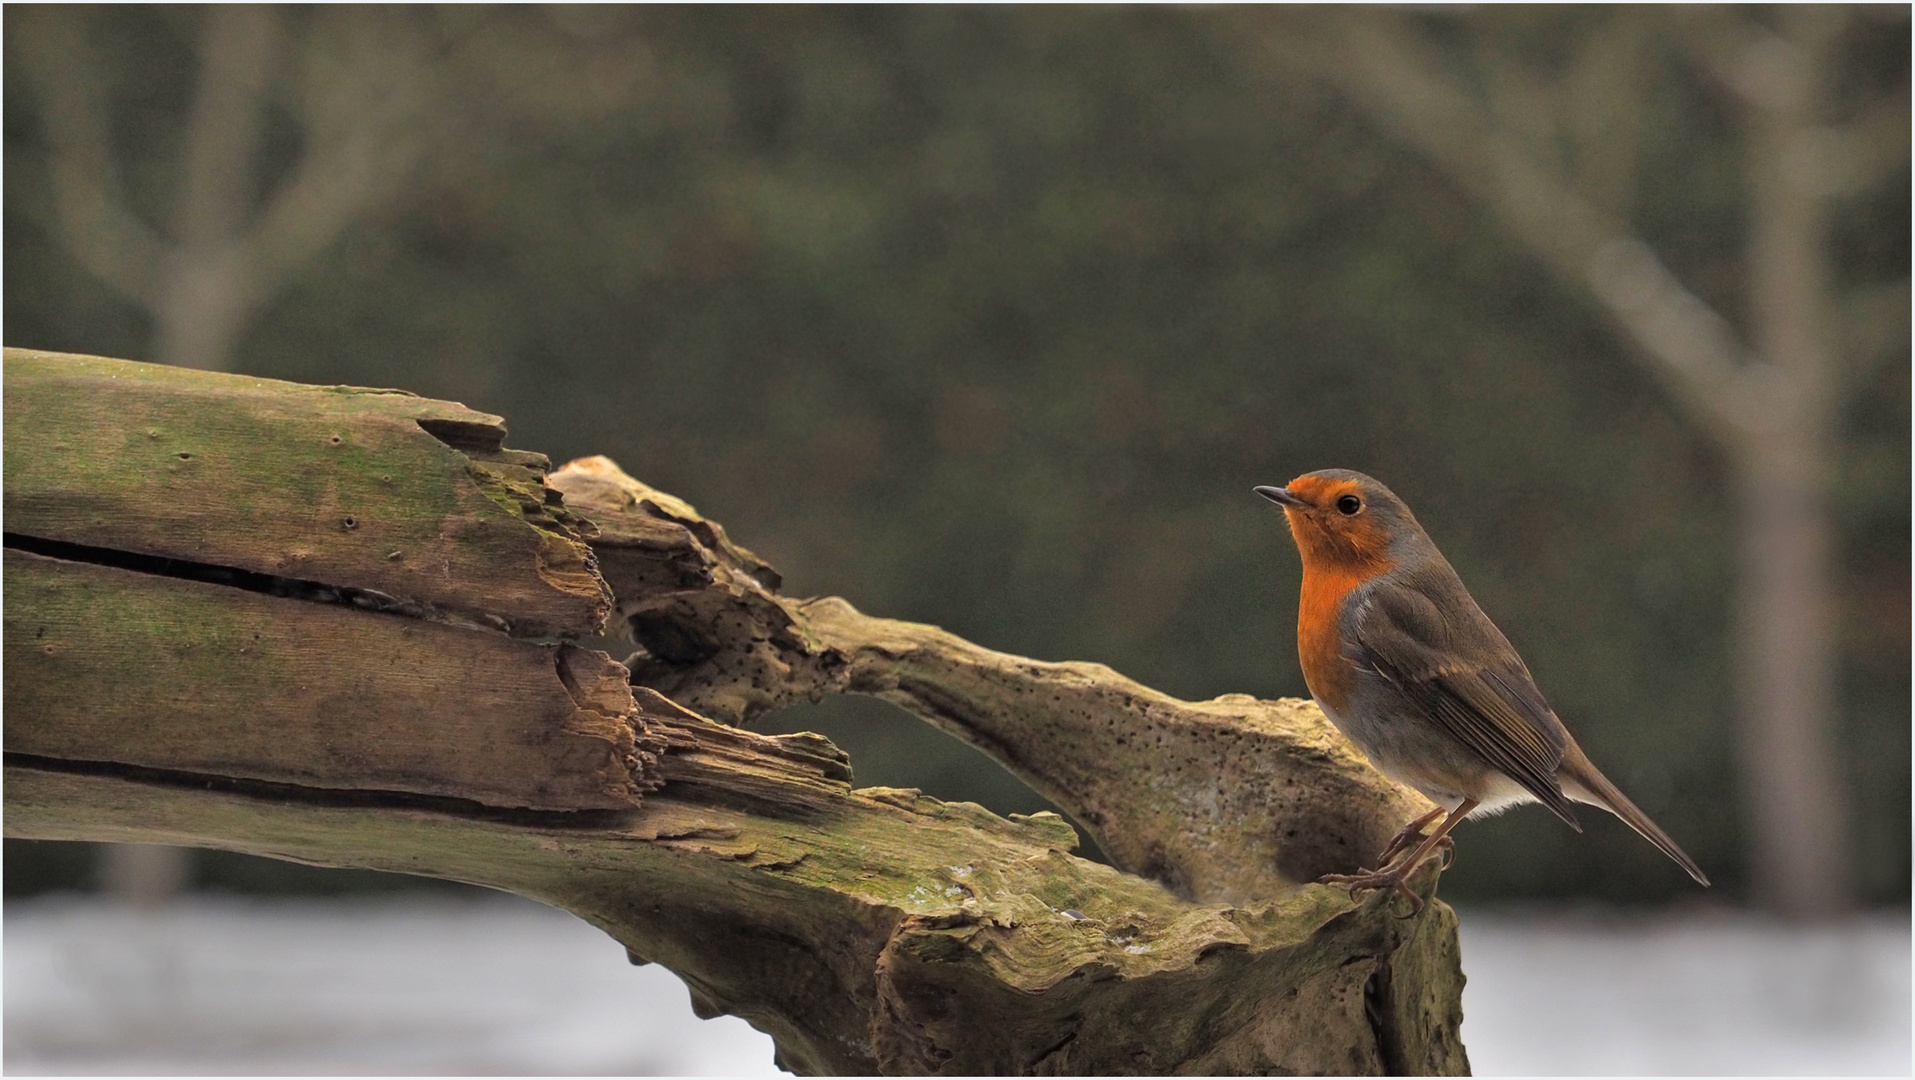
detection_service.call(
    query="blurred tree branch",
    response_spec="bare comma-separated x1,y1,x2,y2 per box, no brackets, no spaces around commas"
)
1249,6,1909,915
12,8,427,372
1257,9,1758,443
10,8,167,309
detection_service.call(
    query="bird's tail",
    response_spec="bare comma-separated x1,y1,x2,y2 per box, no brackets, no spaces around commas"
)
1558,743,1710,887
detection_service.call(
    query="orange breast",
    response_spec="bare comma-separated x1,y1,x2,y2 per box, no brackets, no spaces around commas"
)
1297,563,1371,713
1280,489,1395,715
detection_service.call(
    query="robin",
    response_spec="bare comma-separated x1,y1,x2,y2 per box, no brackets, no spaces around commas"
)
1256,469,1708,911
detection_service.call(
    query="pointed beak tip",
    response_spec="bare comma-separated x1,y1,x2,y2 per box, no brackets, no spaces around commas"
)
1254,485,1302,508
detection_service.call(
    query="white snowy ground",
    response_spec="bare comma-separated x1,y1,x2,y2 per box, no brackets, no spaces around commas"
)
1457,908,1909,1076
4,894,1907,1076
3,894,777,1076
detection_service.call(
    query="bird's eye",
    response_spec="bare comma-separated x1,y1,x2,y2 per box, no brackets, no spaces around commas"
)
1336,494,1362,515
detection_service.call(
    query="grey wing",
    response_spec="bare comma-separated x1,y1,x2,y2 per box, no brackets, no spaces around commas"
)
1351,570,1582,830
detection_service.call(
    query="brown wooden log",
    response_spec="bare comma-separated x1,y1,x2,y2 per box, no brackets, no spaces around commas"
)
549,455,1437,907
3,349,1469,1075
4,547,653,811
3,349,609,637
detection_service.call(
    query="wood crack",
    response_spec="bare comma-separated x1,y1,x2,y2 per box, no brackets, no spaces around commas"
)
3,351,1471,1076
1,752,639,826
3,531,479,628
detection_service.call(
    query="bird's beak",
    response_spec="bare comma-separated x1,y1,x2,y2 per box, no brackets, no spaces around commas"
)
1254,485,1306,508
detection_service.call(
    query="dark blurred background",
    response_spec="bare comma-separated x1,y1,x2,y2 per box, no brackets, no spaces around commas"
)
5,6,1907,913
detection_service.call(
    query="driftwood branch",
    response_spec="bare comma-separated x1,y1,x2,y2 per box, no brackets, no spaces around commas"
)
3,349,1466,1074
550,456,1435,908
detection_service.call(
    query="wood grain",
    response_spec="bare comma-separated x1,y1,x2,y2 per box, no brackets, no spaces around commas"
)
4,548,651,811
3,356,1470,1075
550,455,1438,905
3,349,608,636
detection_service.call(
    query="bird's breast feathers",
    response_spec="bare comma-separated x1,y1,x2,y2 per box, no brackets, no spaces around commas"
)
1297,561,1386,713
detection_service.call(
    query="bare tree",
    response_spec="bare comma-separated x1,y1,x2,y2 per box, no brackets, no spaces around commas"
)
1250,7,1909,915
12,6,429,373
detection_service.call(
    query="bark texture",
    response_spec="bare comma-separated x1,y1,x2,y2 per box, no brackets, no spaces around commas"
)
4,349,1468,1075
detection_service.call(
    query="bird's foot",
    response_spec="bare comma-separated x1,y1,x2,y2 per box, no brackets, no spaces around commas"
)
1319,839,1453,917
1371,832,1454,879
1328,803,1468,917
1374,808,1448,868
1315,866,1425,916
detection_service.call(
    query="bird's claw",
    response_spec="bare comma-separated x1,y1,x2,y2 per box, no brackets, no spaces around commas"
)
1375,828,1454,870
1315,868,1426,917
1374,834,1418,869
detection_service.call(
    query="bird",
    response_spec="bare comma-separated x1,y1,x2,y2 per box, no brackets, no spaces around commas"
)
1254,469,1708,912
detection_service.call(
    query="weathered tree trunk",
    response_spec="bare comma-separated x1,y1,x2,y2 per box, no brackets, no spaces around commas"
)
3,349,1469,1075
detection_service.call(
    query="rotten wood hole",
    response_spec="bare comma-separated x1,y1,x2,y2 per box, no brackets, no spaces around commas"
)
4,349,1468,1075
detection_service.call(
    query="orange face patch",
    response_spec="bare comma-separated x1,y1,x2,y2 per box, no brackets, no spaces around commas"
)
1280,475,1393,569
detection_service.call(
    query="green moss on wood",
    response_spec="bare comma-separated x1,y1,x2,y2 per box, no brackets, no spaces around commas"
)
2,357,1470,1074
5,763,1459,1075
5,548,648,810
3,348,609,636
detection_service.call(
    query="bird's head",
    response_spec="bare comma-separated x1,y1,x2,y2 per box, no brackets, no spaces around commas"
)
1254,469,1428,570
